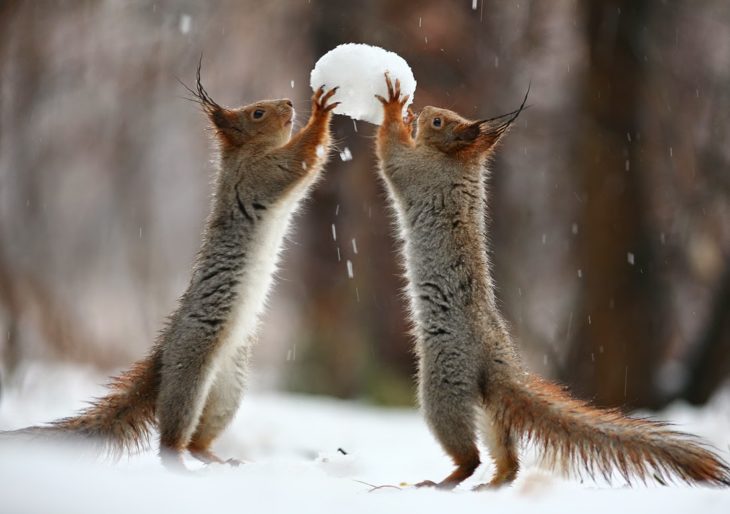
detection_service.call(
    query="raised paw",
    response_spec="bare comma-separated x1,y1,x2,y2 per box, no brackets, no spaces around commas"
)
404,107,417,126
376,73,409,106
312,85,341,116
375,73,411,126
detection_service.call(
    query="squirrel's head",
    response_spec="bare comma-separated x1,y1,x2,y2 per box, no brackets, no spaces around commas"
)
212,99,295,149
415,107,489,156
415,87,529,161
184,64,294,152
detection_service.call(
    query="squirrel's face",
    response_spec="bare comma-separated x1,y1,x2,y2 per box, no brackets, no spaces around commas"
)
211,99,295,150
415,106,488,157
186,73,294,151
415,105,519,160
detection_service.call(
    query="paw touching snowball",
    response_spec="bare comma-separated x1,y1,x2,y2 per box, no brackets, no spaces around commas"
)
310,44,416,125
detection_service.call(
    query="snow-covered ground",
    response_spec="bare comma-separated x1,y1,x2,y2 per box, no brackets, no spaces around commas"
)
1,362,729,514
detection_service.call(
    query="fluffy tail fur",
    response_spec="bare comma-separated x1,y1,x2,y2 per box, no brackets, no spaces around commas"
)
2,351,161,458
488,373,730,486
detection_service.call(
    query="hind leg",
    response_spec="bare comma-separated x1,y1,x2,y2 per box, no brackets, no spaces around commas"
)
417,378,481,489
187,345,251,466
417,412,481,489
475,409,519,490
157,339,222,470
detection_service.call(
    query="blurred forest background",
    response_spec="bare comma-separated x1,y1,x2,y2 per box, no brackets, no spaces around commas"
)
1,0,729,410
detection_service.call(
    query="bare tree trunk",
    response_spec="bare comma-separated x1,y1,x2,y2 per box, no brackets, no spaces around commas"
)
563,0,667,409
681,263,730,404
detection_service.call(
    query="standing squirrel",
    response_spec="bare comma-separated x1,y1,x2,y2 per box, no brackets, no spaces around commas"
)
374,74,729,489
2,66,339,470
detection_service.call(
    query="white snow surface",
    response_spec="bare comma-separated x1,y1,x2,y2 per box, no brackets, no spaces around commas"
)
310,44,416,125
1,362,729,514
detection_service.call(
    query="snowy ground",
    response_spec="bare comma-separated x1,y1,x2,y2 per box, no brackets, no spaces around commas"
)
1,362,729,514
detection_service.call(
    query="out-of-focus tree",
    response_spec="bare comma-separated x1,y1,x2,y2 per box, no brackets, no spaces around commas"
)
561,0,667,409
0,0,313,376
1,0,729,408
681,266,730,404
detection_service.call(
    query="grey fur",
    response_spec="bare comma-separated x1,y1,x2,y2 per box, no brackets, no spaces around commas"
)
155,85,338,466
379,121,519,473
1,82,339,470
375,78,730,488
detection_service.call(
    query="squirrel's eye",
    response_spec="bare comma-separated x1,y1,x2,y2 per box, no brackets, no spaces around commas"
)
253,109,265,119
432,117,442,128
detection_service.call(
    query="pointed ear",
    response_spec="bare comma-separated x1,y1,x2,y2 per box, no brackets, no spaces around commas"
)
180,59,245,147
472,84,531,153
454,122,482,144
474,120,510,152
207,108,245,145
452,119,506,154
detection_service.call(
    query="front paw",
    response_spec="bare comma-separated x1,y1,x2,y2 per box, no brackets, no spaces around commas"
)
312,85,340,117
404,107,416,126
375,73,410,120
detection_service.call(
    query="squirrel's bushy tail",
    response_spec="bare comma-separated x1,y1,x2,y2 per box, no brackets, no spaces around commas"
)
488,373,730,486
3,351,161,458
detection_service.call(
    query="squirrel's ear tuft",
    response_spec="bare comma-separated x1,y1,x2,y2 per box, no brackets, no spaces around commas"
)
180,59,245,147
454,123,482,144
452,120,503,155
475,122,506,152
207,108,245,146
472,84,530,153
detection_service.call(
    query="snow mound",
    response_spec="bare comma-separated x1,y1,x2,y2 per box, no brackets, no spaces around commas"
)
310,44,416,125
2,363,730,514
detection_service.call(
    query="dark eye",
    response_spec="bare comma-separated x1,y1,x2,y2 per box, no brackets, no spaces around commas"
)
432,117,442,128
253,109,265,119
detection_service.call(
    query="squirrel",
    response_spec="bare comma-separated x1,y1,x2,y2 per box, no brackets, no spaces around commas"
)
374,74,730,489
1,65,339,470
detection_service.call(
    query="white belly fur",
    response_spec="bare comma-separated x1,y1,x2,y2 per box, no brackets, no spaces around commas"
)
208,180,312,388
177,177,314,443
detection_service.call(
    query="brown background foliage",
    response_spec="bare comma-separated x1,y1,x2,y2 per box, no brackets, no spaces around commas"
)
1,0,729,408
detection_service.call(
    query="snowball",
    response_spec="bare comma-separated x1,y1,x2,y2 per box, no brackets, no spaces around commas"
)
310,44,416,125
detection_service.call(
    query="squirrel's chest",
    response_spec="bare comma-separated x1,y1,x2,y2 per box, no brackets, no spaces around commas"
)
217,200,296,354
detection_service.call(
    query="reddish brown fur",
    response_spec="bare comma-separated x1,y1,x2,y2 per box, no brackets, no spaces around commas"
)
5,350,161,458
488,374,730,486
417,449,481,490
212,109,246,150
375,78,415,157
281,85,339,172
187,439,240,466
53,352,161,456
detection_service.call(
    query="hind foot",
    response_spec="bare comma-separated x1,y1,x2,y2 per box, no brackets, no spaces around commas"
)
473,468,517,491
189,447,242,467
473,481,507,491
159,446,193,474
416,452,480,490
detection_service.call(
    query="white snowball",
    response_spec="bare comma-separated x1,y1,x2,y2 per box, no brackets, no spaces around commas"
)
310,44,416,125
